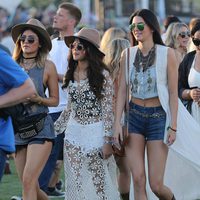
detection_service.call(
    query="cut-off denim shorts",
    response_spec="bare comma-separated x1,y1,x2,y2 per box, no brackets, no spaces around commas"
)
128,101,166,141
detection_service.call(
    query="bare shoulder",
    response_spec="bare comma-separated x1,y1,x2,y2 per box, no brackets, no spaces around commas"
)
167,47,176,58
45,59,56,70
167,47,178,70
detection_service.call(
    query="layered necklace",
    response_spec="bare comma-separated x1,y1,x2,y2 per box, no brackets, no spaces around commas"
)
21,56,37,73
133,46,156,92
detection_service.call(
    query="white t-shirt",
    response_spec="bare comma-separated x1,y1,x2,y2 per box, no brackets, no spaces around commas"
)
48,38,69,113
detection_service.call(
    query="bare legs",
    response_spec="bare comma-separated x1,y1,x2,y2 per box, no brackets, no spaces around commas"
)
126,134,174,200
14,141,52,200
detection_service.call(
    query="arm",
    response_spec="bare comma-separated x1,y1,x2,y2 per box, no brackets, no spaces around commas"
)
30,60,59,107
178,54,190,99
101,70,114,159
113,50,127,143
179,51,200,102
101,70,114,138
54,97,72,135
167,48,178,145
0,78,36,108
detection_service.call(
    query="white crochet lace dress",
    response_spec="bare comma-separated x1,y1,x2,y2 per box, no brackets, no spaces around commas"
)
55,71,120,200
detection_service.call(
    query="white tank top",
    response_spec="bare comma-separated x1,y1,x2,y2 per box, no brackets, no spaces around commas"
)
188,56,200,88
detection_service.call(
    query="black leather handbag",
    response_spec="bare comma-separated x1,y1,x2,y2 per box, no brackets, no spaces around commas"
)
0,103,47,139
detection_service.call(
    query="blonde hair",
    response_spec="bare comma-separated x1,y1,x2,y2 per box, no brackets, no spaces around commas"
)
105,38,130,81
165,22,189,49
13,29,49,67
100,27,126,54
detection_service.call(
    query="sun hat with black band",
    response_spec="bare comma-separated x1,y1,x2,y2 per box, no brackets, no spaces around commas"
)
64,27,105,57
11,18,52,51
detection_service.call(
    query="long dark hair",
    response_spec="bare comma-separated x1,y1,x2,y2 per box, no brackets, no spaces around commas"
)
129,9,164,46
62,38,108,99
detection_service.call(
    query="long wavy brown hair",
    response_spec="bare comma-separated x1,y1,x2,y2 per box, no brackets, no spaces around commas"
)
62,38,108,99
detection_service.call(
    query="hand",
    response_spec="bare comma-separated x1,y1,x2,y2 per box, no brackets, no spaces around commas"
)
102,143,113,159
190,88,200,102
29,94,42,104
167,129,176,146
113,122,123,147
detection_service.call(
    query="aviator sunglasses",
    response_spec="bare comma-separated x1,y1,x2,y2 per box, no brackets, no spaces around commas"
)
192,38,200,46
179,31,191,38
19,35,36,44
129,22,146,31
69,43,85,51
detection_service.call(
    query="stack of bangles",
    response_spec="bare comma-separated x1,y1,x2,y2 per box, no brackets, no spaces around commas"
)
167,126,177,133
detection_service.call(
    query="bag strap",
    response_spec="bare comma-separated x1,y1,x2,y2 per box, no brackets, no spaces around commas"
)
126,47,130,112
124,48,130,134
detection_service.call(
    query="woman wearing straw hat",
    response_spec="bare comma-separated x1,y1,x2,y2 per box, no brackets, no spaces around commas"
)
54,27,120,200
11,18,59,200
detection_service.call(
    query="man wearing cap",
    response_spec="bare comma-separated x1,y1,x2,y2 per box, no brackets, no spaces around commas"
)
39,2,82,197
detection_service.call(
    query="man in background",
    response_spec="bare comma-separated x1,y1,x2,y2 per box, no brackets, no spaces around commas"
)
39,2,82,197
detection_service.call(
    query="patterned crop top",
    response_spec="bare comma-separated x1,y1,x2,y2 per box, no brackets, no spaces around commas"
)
130,46,158,99
54,70,113,137
130,64,158,99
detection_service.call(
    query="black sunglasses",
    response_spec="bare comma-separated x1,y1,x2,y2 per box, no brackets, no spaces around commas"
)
179,31,190,38
129,22,146,31
192,38,200,46
19,35,36,44
69,43,85,51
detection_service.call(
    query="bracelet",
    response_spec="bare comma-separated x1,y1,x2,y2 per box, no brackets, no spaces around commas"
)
167,126,177,132
104,140,113,145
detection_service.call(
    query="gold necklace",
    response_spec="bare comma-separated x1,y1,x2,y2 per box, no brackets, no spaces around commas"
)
21,59,36,72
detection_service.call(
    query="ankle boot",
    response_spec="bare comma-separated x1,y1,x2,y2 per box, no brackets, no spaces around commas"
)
120,193,129,200
171,195,176,200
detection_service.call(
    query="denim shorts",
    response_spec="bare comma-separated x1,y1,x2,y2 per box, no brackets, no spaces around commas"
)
128,102,166,141
16,138,54,152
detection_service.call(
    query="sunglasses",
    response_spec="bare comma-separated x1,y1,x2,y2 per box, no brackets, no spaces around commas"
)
192,38,200,46
69,43,85,51
179,31,190,38
129,22,145,31
19,35,36,44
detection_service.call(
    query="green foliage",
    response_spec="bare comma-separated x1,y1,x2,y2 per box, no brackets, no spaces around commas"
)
23,0,73,8
26,0,54,8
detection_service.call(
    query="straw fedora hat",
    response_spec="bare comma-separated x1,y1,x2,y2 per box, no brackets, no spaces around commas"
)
64,28,105,56
11,18,52,51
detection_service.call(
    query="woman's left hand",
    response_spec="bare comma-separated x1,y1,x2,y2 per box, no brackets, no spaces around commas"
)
167,129,176,146
102,143,113,159
28,94,43,104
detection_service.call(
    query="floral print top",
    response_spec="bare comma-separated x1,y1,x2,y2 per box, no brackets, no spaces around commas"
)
54,70,113,137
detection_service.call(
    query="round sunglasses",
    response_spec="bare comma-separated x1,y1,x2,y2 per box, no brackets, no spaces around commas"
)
19,35,36,44
192,38,200,46
69,43,85,51
129,22,146,31
179,31,190,38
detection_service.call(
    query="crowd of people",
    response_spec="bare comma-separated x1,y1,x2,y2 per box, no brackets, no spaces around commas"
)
1,2,200,200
